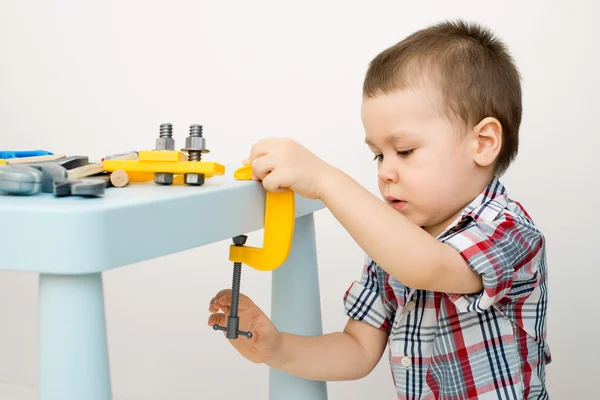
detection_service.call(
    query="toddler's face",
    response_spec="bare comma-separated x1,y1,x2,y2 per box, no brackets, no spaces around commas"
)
361,86,479,236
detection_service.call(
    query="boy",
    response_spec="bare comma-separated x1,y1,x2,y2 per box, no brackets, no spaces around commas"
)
208,19,550,399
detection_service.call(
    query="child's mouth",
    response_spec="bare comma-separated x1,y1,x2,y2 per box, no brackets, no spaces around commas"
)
385,196,407,210
390,200,407,210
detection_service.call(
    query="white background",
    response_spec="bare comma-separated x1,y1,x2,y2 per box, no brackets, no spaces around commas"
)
0,1,598,399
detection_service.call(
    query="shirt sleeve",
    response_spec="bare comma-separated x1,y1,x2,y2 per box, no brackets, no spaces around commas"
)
441,212,545,313
343,254,394,332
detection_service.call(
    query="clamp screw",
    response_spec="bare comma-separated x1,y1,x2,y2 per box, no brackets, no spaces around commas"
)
213,235,253,339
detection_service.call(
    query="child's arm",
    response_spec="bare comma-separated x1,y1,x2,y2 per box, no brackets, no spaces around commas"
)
245,138,482,295
209,289,388,381
318,166,483,294
267,318,388,381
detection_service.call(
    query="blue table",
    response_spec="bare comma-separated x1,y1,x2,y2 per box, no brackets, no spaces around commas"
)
0,167,328,400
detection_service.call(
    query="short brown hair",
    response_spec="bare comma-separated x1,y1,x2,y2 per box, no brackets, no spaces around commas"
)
363,19,521,176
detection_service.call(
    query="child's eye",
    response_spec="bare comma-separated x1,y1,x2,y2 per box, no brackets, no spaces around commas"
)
372,154,383,162
397,149,414,157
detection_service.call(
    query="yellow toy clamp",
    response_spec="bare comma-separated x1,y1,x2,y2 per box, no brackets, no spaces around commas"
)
229,164,295,271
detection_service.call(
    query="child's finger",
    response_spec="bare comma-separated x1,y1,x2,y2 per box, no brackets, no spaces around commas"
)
208,301,222,313
209,298,230,315
217,292,255,311
249,139,271,162
208,313,227,328
208,297,217,312
261,169,288,193
220,305,231,315
251,155,275,181
213,289,232,300
209,289,232,311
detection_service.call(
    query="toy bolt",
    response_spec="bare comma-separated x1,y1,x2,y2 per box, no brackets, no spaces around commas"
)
213,235,253,339
181,124,209,186
154,122,175,185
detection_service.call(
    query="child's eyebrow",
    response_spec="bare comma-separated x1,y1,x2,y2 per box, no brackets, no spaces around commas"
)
364,131,417,146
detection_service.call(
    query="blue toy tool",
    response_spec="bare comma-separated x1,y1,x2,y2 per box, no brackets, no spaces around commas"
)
0,150,54,159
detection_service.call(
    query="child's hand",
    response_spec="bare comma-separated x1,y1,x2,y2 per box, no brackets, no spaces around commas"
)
244,138,336,200
208,289,283,364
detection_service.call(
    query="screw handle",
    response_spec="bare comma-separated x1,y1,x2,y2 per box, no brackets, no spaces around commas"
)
212,316,253,339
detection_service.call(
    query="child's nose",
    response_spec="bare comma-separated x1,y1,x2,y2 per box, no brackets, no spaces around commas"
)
378,162,399,183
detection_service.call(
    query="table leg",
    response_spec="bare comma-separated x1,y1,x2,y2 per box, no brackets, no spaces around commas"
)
270,213,328,400
38,273,112,400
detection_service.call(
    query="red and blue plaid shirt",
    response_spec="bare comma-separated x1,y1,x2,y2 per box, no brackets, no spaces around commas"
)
344,177,550,399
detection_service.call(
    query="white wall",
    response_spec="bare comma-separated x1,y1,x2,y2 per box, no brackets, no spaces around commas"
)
0,1,598,399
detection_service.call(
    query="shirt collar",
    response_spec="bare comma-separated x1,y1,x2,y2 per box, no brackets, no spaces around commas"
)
437,176,509,238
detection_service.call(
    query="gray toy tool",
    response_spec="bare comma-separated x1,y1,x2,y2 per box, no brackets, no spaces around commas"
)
53,178,106,197
0,166,43,195
33,155,89,170
0,156,105,197
28,156,89,192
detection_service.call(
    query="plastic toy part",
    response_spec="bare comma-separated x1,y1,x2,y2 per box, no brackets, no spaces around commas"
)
102,151,138,161
53,178,106,197
233,163,253,180
108,171,187,184
0,156,107,197
1,154,66,165
0,165,43,195
28,156,89,193
228,164,295,271
0,150,53,159
102,150,225,185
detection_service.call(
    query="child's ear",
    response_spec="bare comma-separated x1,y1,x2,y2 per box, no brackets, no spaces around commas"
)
471,117,502,168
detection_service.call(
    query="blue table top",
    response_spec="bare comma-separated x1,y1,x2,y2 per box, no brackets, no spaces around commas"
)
0,166,325,274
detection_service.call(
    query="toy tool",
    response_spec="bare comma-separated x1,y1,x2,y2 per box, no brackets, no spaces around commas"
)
0,150,54,159
53,178,107,197
0,156,106,197
1,154,66,165
228,165,295,272
103,123,225,186
213,164,295,339
0,165,43,195
102,151,138,161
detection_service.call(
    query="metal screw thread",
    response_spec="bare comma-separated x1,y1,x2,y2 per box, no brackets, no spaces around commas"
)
230,262,242,318
159,123,173,138
188,151,201,162
189,124,203,137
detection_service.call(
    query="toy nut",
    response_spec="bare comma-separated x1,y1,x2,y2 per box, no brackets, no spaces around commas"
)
155,137,175,151
184,135,208,152
184,173,205,186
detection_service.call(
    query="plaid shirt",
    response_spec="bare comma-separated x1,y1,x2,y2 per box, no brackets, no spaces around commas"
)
344,177,550,399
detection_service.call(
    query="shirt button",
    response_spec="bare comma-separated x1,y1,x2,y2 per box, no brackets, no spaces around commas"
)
404,301,416,312
400,356,412,367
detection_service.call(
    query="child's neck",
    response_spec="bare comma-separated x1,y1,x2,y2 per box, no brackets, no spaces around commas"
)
423,173,496,237
423,208,464,238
